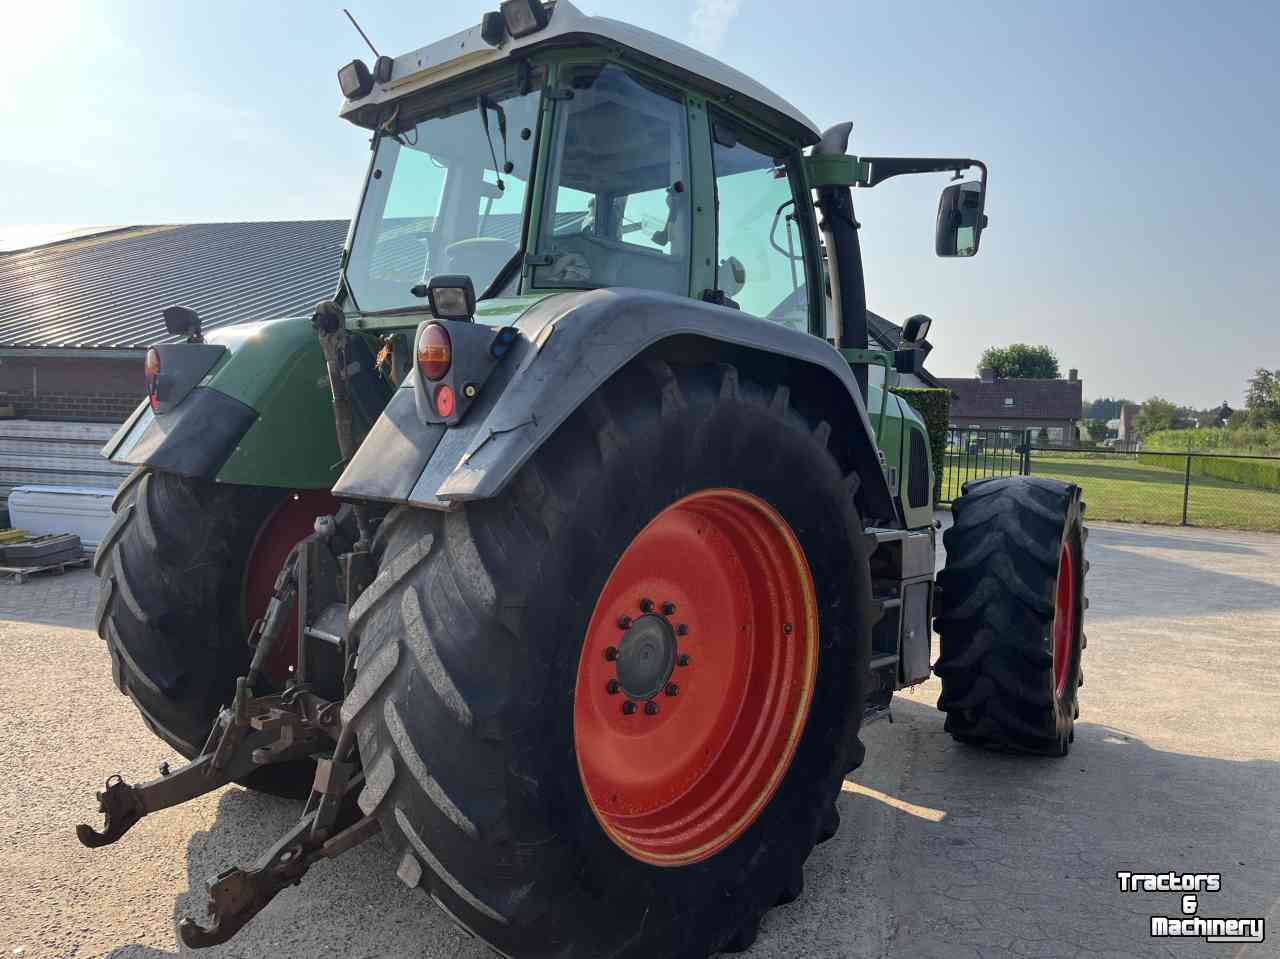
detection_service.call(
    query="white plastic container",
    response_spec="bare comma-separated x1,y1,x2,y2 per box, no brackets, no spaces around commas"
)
7,485,115,549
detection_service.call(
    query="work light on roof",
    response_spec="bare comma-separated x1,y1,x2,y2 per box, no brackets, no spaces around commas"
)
338,59,374,100
500,0,549,37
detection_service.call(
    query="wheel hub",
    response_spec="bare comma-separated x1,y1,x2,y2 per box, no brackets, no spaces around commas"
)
615,613,677,702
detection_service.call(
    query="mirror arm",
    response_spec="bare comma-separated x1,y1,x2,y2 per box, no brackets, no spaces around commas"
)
859,157,987,190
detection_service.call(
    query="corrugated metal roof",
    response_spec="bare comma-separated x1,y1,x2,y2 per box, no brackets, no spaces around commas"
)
0,220,348,349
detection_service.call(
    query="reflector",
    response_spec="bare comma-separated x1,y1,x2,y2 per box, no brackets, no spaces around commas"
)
435,384,456,418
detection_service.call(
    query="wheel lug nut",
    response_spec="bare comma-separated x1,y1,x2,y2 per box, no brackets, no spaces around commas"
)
665,683,679,697
622,701,637,715
639,598,654,613
604,646,619,661
661,601,676,616
677,654,690,667
676,623,688,636
617,615,632,629
644,701,659,715
606,679,621,695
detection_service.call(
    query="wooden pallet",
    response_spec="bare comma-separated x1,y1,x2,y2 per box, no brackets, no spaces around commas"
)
0,554,91,584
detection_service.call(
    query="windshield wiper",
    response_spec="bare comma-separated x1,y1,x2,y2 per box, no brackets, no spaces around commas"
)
478,94,511,189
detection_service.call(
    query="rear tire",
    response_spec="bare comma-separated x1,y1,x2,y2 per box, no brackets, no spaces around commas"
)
94,467,316,794
933,476,1087,755
346,361,875,957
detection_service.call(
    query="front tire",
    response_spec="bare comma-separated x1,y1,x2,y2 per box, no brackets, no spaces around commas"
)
933,476,1087,755
345,361,875,957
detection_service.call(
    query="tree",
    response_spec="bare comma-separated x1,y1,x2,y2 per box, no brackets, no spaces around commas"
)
1213,401,1233,427
977,344,1061,379
1083,397,1134,421
1083,417,1115,442
1134,396,1187,436
1244,368,1280,427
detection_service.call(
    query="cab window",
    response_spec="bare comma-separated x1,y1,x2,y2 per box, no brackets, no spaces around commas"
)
534,64,691,294
710,119,810,330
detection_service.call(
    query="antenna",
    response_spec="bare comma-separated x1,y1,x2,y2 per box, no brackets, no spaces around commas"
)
343,8,380,58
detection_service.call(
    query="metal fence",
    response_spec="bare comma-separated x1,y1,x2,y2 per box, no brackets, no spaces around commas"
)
1027,446,1280,532
939,428,1030,503
939,429,1280,532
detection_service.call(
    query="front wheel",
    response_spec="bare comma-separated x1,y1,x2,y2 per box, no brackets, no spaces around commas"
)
345,361,875,957
933,476,1087,755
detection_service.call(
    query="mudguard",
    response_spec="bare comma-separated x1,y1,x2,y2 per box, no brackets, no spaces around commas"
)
104,316,345,489
334,288,898,523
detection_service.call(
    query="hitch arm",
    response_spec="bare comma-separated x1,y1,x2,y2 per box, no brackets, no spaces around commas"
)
178,782,376,948
76,695,323,848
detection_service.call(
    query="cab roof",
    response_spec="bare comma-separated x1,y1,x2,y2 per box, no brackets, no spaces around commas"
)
339,1,820,147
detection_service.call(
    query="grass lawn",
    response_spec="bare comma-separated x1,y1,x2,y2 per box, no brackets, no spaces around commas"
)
942,452,1280,532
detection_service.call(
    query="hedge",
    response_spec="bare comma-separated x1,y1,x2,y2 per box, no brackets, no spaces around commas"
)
1137,452,1280,492
892,387,951,500
1144,426,1280,456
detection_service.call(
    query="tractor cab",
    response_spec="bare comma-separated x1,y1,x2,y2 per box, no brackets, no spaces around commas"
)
337,1,827,338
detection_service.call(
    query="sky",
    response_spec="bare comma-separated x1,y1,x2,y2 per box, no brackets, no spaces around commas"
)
1,0,1277,408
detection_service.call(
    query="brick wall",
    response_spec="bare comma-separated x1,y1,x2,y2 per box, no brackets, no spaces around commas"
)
0,354,142,424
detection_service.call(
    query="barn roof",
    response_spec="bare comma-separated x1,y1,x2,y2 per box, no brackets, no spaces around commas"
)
0,220,347,350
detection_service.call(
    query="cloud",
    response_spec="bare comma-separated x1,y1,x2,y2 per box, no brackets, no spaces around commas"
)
688,0,744,56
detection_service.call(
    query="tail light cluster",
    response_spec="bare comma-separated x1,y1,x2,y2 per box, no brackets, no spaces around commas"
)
145,348,162,412
413,321,520,425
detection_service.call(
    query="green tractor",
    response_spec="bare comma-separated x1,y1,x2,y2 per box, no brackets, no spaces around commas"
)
80,3,1087,954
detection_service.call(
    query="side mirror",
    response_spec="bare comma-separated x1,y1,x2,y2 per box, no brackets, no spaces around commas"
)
935,180,987,256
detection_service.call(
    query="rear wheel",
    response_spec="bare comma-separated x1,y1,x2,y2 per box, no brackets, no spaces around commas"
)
94,467,333,793
933,476,1087,755
346,361,875,957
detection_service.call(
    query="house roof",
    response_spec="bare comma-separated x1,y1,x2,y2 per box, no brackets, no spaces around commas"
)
0,220,347,350
939,375,1083,421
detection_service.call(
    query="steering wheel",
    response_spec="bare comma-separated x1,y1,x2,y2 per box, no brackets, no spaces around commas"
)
443,237,518,280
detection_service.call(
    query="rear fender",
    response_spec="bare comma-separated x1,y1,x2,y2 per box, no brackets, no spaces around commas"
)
104,316,347,489
335,289,898,524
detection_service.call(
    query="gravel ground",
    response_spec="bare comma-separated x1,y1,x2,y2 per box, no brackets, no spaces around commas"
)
1,520,1277,959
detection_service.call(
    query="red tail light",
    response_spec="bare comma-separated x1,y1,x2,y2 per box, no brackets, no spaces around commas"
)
417,323,452,381
434,384,456,418
145,348,161,411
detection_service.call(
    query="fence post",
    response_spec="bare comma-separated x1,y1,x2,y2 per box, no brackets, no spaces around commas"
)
1181,454,1192,526
1021,429,1032,476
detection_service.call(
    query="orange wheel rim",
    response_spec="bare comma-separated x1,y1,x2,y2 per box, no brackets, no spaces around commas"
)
1052,542,1077,698
573,489,819,867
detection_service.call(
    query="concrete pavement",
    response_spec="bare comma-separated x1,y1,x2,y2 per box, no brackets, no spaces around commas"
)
1,521,1277,958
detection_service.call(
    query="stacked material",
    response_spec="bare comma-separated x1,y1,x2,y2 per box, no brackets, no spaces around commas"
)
1,533,82,567
0,421,128,507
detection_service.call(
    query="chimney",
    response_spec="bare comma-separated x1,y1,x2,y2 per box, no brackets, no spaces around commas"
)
1068,368,1078,382
979,367,996,384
